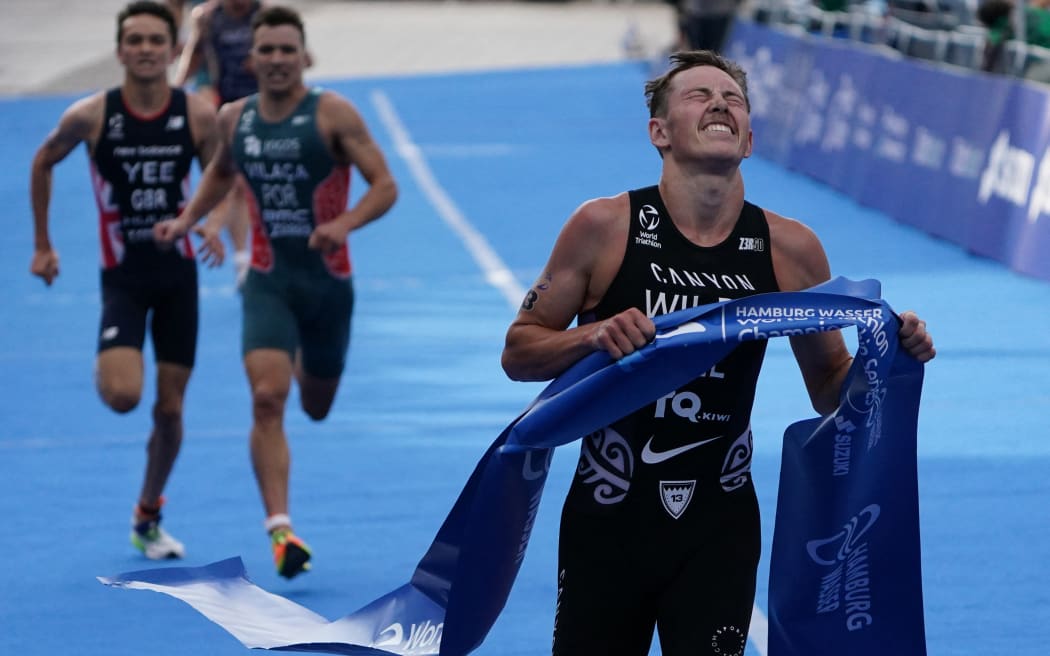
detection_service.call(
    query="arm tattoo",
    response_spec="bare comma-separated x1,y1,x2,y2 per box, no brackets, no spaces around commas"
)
520,272,553,311
521,289,539,311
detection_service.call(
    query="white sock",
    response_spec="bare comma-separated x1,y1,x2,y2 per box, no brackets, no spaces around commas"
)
263,513,291,533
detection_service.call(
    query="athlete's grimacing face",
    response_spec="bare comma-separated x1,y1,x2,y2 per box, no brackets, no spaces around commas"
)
650,65,753,165
117,14,174,81
251,24,307,94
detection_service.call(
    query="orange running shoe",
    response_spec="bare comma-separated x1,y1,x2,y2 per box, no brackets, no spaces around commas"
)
271,527,312,579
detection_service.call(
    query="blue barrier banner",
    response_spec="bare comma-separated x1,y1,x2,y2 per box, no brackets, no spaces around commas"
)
100,278,926,656
726,20,1050,282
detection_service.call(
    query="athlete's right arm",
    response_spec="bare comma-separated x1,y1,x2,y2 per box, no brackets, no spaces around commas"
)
154,99,241,248
29,95,101,286
501,194,655,382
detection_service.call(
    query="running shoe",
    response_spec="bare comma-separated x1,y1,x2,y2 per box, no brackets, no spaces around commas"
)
272,527,312,579
130,513,185,560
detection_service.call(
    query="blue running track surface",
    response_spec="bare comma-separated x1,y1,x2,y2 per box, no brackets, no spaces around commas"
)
1,62,1048,656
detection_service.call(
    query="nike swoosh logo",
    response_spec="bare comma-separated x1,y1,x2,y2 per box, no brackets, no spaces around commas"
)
641,435,723,464
655,321,706,340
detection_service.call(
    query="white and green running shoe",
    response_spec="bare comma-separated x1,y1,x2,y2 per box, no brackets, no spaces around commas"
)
130,514,185,560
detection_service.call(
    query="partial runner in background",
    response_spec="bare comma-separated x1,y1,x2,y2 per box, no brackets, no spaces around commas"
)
174,0,265,287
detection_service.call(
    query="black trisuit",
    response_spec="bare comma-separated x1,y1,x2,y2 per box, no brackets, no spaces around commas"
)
90,87,199,367
552,186,779,656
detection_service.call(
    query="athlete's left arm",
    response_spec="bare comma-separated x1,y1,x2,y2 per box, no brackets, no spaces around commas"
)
770,211,935,415
308,92,398,253
770,211,854,415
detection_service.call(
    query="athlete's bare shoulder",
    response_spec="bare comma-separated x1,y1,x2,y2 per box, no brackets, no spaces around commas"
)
765,208,832,292
185,91,218,134
61,92,107,139
184,90,217,120
37,91,107,161
315,89,387,169
215,96,250,136
315,89,364,136
765,208,821,248
551,192,632,306
316,88,356,112
568,192,631,238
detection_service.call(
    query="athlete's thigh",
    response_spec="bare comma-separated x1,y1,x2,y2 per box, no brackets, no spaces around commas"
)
96,346,145,403
99,278,148,355
297,276,353,380
150,267,198,369
97,280,148,402
244,347,295,403
297,366,340,421
241,272,298,360
655,556,757,656
655,489,761,656
553,509,657,656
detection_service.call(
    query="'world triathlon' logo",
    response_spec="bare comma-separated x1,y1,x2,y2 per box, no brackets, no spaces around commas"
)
639,204,660,230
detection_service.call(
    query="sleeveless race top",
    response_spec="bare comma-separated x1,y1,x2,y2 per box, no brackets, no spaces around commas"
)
568,185,780,515
232,88,352,278
208,1,260,103
90,87,196,270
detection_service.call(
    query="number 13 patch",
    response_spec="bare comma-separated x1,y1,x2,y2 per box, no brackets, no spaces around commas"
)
660,480,696,519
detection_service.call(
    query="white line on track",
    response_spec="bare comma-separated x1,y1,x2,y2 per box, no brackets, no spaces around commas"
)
370,89,527,311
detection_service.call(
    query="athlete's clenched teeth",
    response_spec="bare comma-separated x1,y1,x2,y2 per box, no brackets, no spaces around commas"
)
703,123,734,135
